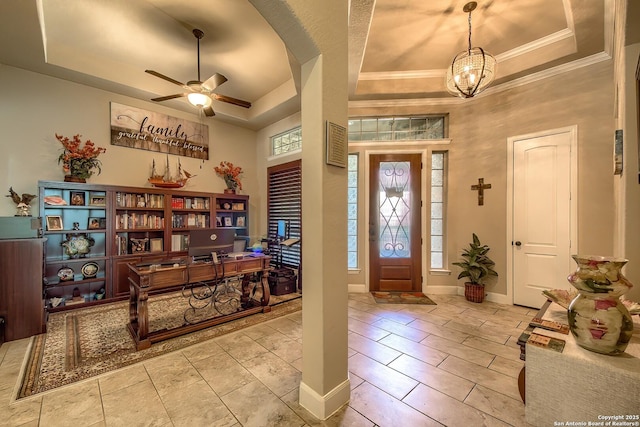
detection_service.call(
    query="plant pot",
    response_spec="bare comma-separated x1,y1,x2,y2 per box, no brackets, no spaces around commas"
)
464,282,485,303
64,175,86,183
223,188,236,194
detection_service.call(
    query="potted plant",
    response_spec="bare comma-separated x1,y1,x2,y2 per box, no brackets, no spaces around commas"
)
452,233,498,303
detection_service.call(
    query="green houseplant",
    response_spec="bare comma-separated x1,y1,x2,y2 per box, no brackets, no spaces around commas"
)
452,233,498,303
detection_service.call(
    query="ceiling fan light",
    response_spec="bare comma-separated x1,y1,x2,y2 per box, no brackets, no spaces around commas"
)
187,92,212,108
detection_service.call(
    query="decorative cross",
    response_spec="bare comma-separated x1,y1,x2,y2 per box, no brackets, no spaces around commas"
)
471,178,491,206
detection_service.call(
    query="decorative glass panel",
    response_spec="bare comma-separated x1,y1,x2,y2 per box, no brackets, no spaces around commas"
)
378,161,411,258
430,152,446,269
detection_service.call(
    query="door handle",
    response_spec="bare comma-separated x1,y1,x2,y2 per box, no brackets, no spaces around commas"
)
514,241,522,246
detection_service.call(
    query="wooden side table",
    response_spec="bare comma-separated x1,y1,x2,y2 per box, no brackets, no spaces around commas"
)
516,299,551,403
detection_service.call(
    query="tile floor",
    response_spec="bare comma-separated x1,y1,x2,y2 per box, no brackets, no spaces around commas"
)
0,293,537,426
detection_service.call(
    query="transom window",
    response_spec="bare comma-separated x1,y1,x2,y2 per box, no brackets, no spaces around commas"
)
271,127,302,156
348,116,445,141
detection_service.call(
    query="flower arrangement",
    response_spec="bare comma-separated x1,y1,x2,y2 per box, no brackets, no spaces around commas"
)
214,161,243,191
56,133,107,181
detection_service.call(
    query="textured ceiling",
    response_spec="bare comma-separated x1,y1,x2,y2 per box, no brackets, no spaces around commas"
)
0,0,612,129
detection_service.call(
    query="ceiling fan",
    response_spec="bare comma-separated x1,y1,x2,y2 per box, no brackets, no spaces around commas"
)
145,29,251,117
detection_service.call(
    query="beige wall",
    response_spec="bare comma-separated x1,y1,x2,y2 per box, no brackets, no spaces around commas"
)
349,60,616,299
0,64,260,241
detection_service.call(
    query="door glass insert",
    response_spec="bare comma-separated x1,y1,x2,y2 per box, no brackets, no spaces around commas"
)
378,161,411,258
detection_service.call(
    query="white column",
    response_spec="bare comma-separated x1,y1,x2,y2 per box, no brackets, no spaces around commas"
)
248,0,350,419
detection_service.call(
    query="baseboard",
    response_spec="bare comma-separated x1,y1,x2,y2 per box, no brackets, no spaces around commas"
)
299,376,351,420
456,286,512,305
423,285,458,295
348,283,367,293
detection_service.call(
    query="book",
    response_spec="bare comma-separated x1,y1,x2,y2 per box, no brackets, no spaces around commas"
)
519,331,566,353
529,317,570,334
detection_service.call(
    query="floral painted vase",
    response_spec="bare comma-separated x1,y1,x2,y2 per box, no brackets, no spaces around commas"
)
567,255,634,355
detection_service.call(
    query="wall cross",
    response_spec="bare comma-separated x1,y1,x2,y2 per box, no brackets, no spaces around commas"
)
471,178,491,206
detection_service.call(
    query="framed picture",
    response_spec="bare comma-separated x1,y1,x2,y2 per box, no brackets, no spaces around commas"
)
88,217,101,229
216,216,222,227
236,216,245,227
89,193,106,206
149,238,163,253
224,217,232,227
232,203,244,211
46,215,63,231
70,191,85,206
130,237,149,253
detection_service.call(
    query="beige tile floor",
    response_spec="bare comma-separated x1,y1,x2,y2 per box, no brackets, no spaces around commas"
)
0,293,537,426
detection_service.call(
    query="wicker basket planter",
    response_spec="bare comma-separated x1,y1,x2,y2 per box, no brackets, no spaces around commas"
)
464,282,485,303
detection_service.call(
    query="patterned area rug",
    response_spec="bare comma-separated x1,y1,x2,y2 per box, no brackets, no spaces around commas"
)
17,288,301,399
371,291,437,305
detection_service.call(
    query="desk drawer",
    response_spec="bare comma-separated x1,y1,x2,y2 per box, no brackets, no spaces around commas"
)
131,267,187,289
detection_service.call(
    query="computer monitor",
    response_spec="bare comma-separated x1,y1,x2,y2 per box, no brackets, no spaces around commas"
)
188,228,235,258
276,219,289,240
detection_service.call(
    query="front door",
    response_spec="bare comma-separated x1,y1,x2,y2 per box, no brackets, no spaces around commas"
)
510,128,575,308
369,153,422,292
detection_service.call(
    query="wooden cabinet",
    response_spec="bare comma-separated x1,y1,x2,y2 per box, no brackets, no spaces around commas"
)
38,181,250,309
0,238,46,342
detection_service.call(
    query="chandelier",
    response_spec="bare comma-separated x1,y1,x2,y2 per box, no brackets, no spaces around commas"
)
446,1,496,98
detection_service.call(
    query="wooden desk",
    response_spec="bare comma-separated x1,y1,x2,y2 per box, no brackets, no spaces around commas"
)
127,255,271,350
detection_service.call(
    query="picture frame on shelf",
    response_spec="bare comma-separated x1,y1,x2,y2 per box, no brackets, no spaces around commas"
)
87,217,102,229
46,215,63,231
149,238,163,253
130,237,149,253
232,203,244,211
224,217,232,227
236,216,245,227
70,191,85,206
216,216,222,227
88,193,106,206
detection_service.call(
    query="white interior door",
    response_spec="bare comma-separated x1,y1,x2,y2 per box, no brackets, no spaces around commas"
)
511,128,576,308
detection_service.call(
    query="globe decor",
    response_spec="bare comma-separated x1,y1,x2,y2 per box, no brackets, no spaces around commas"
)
56,133,107,183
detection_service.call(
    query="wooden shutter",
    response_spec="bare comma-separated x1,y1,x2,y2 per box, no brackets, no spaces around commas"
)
267,160,301,268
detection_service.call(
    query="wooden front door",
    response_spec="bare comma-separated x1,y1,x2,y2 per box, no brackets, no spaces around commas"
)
369,153,422,292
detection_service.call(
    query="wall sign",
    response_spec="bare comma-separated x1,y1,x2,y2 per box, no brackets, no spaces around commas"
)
110,102,209,159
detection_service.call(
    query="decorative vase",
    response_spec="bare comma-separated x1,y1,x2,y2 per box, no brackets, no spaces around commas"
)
464,282,485,303
567,255,634,355
224,177,238,194
63,159,93,183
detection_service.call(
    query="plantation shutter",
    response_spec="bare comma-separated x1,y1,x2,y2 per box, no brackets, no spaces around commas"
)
267,160,301,269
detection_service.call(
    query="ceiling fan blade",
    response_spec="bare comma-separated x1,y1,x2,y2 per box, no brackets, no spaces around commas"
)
202,73,228,91
203,106,215,117
213,94,252,109
151,93,186,102
145,70,187,88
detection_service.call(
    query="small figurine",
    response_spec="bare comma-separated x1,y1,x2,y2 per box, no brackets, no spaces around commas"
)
6,187,37,216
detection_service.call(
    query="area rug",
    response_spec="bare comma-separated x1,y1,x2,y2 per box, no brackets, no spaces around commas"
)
371,291,436,305
17,288,301,399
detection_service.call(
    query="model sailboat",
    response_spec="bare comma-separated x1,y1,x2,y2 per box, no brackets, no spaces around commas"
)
148,156,195,188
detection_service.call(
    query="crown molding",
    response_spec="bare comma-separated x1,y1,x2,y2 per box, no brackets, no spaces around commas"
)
349,52,612,109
